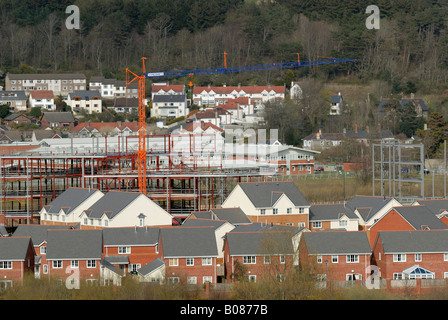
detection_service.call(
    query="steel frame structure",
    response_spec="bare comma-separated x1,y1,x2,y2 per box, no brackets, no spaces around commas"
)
372,139,425,203
0,134,273,227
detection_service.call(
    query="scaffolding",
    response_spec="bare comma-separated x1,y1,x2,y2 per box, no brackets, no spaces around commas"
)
372,139,425,203
0,134,277,227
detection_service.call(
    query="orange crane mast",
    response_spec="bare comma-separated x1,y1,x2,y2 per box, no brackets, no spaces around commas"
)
126,57,147,194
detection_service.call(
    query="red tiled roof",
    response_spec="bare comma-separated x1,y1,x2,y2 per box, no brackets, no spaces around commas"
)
71,122,139,133
30,90,54,99
195,108,230,119
184,121,224,133
152,84,185,93
193,85,285,94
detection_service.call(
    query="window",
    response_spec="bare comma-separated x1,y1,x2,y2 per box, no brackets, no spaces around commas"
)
71,260,79,268
0,261,12,269
264,256,271,264
415,254,422,262
43,264,48,274
393,254,406,262
40,247,47,255
346,255,359,263
248,275,256,282
53,261,62,269
393,273,404,280
187,277,197,284
87,260,96,268
280,255,285,264
118,246,131,254
168,277,180,284
203,276,212,284
312,221,322,229
317,255,323,264
299,208,305,214
444,253,448,261
169,258,179,266
273,208,278,215
332,255,339,263
260,209,266,215
129,264,141,272
339,220,347,227
186,258,194,266
202,257,212,265
243,256,256,264
287,208,292,214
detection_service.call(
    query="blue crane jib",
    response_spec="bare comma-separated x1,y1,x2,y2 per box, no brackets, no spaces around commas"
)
143,57,357,78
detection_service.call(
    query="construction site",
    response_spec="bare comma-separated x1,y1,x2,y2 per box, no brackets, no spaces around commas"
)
0,55,356,228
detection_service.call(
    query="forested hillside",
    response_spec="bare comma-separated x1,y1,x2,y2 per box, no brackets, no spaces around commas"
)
1,0,447,87
1,0,448,152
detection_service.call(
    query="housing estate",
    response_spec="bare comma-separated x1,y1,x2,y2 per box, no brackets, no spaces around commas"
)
70,121,139,138
5,73,87,96
192,84,285,107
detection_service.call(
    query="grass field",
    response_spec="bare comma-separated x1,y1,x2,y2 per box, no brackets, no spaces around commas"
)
284,173,448,204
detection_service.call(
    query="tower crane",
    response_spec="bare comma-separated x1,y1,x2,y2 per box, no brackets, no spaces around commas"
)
126,57,148,195
127,54,356,194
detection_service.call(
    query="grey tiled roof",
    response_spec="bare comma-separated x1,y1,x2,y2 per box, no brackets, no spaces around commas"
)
83,191,141,219
46,229,103,260
181,218,229,229
377,230,448,253
346,195,394,221
43,187,103,215
69,90,101,100
13,224,72,246
7,73,86,80
0,237,33,260
309,203,358,221
0,91,27,101
210,207,252,225
102,227,160,246
392,206,448,230
302,231,371,255
160,227,218,258
238,181,309,208
415,199,448,216
152,94,186,103
42,112,75,123
226,231,294,256
138,258,165,277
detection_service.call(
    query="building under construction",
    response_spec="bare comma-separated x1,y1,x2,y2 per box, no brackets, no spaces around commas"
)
0,133,279,228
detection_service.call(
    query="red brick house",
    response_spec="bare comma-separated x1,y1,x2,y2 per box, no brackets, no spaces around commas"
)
102,226,161,275
367,205,448,248
12,224,72,278
223,230,296,283
372,230,448,280
40,112,76,129
45,229,103,286
159,226,218,284
0,237,36,288
298,231,372,283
